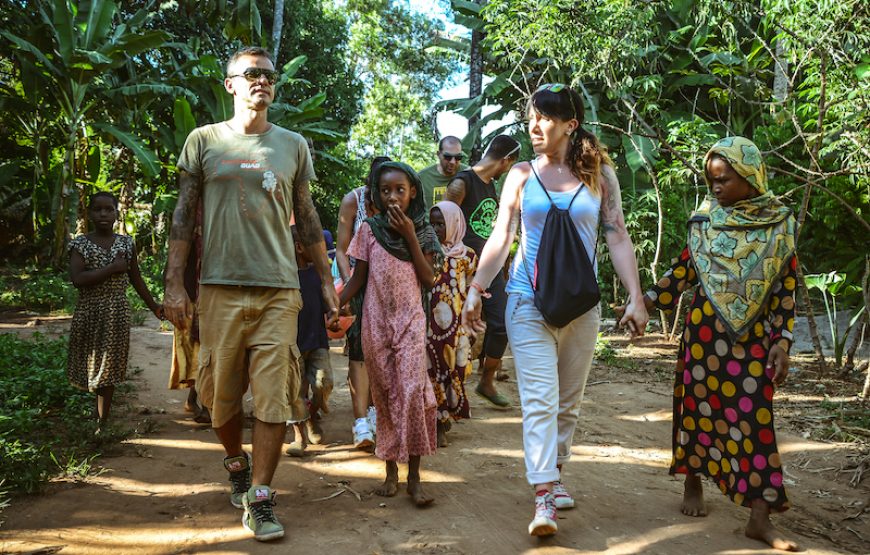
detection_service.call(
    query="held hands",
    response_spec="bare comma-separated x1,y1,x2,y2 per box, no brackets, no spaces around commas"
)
613,295,652,338
767,344,790,386
321,281,341,330
163,282,193,330
153,304,165,320
387,205,415,242
461,288,486,336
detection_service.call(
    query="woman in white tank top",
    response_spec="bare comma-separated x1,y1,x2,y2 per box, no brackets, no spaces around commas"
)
462,84,649,537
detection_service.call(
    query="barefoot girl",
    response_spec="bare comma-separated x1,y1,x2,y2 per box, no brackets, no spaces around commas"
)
339,161,442,506
68,192,163,432
463,84,648,536
426,201,477,447
635,136,799,551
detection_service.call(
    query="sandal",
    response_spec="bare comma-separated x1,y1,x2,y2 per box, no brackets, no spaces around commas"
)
475,384,511,408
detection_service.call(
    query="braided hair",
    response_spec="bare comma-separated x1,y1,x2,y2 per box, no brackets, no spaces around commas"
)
529,86,612,196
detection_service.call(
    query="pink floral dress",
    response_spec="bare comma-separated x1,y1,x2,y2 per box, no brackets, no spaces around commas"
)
347,222,437,461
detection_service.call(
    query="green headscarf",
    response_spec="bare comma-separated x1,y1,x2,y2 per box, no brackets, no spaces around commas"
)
366,161,443,264
688,136,797,340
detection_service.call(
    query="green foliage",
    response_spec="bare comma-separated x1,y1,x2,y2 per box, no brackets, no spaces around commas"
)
0,334,100,492
0,267,76,312
447,0,870,322
804,272,866,367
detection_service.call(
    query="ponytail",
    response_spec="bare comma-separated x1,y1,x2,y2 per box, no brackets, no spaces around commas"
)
568,128,611,197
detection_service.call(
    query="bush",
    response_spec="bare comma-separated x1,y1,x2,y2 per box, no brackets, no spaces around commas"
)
0,267,76,312
0,333,103,492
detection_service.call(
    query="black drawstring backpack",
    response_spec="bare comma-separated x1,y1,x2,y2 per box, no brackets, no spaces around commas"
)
521,163,600,327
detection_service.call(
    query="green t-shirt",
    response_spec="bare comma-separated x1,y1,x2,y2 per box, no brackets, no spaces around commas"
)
417,164,467,209
177,122,315,288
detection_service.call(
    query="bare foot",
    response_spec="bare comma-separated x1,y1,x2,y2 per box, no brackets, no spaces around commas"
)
746,500,800,551
681,474,707,517
437,422,448,448
375,462,399,497
407,478,434,507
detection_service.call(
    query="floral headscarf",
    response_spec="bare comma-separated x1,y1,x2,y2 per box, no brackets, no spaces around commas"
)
688,136,797,340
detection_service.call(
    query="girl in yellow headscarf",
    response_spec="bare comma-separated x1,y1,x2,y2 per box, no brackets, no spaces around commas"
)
628,136,800,551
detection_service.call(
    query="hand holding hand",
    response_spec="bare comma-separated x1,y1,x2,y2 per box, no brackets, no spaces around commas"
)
619,296,650,338
153,304,165,320
387,205,415,242
461,289,486,336
163,282,192,330
321,281,340,330
767,344,790,386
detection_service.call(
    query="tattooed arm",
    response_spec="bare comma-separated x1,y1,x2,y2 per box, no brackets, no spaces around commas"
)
293,178,339,328
164,170,202,329
600,164,648,336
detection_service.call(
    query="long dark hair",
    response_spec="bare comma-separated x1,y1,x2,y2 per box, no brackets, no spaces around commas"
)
530,86,611,196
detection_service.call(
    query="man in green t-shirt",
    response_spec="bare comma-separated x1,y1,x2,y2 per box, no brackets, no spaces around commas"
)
417,135,467,209
164,46,338,542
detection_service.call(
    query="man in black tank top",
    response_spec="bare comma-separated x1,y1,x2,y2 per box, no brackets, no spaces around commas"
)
444,135,521,407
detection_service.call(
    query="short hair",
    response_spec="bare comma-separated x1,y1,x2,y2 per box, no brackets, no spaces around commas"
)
226,46,273,75
89,191,118,209
483,135,520,160
438,136,462,152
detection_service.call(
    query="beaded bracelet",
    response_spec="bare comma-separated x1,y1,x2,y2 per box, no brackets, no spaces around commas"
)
470,282,492,298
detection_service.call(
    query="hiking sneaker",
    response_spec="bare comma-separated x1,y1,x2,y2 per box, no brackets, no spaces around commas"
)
224,453,252,509
528,491,558,536
366,406,377,435
242,485,284,541
552,481,575,509
353,416,374,450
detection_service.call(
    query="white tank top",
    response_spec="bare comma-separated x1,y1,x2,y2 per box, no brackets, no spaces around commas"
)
506,160,601,297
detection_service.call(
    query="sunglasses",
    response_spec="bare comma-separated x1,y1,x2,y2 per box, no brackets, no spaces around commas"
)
535,82,578,121
227,67,280,85
441,153,464,161
504,143,521,159
537,83,567,93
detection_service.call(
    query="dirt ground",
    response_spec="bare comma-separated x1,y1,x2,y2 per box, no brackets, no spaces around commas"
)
0,315,868,555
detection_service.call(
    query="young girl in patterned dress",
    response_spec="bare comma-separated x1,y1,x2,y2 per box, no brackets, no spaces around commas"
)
67,192,163,433
339,161,442,506
629,137,799,551
426,201,477,447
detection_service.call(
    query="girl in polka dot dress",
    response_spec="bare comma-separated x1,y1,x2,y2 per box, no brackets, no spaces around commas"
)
426,201,477,448
638,137,799,551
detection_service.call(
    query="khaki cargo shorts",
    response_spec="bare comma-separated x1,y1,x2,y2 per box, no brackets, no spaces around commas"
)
196,285,303,428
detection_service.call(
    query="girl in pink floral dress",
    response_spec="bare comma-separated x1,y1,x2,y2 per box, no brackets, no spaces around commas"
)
340,161,442,506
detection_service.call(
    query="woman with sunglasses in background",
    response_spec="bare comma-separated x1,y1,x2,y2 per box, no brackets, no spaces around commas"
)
462,84,649,537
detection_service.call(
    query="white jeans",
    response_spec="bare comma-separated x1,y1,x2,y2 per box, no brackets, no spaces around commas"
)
505,293,600,485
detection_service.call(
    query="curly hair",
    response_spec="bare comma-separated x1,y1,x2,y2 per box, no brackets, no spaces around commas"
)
529,86,612,196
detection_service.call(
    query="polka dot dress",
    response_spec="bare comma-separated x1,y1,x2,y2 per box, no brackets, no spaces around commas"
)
426,251,477,423
649,247,797,511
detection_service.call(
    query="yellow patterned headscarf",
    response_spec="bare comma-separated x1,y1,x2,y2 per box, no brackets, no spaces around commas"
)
688,136,797,340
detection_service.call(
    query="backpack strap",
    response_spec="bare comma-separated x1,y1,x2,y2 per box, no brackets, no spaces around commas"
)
530,159,586,210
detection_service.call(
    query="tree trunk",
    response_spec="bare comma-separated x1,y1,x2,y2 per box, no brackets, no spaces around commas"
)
843,257,870,374
773,39,789,102
271,0,285,63
467,0,484,164
796,265,827,373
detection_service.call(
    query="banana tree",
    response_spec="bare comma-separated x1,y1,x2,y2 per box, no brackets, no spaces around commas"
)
2,0,170,264
804,271,867,369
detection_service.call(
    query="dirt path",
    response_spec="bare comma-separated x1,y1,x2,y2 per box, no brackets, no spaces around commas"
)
1,317,867,554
